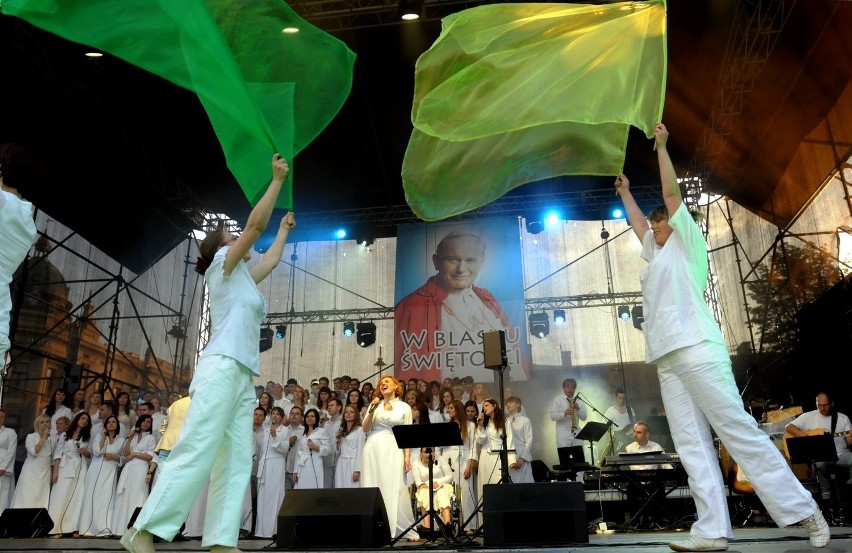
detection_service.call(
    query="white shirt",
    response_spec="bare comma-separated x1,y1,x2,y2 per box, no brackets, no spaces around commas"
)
790,409,852,456
639,203,725,363
624,440,670,470
0,189,36,344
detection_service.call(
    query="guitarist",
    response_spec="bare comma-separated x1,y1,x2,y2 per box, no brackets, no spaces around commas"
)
604,387,636,453
786,392,852,501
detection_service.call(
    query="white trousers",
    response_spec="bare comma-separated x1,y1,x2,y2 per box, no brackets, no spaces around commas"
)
657,341,817,539
134,355,256,548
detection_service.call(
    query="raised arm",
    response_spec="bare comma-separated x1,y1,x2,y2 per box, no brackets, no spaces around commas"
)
224,153,289,277
615,174,649,242
249,211,296,283
655,123,682,217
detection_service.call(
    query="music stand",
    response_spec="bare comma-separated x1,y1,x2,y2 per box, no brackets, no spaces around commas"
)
392,423,463,547
786,434,838,508
786,434,838,465
575,421,610,466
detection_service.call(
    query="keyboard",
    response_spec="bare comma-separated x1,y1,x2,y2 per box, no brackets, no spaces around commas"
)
604,452,680,466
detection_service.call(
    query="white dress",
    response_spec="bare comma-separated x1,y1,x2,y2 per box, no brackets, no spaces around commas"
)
111,433,156,536
334,426,365,489
440,421,477,528
47,434,90,534
476,421,514,499
11,432,53,509
507,414,534,483
361,399,418,540
0,425,18,513
78,434,123,536
254,425,290,538
294,427,331,489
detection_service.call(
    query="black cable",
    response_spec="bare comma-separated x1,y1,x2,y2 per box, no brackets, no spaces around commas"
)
55,435,86,536
80,433,107,536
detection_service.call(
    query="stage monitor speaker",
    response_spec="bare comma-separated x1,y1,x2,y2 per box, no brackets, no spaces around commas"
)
0,508,53,538
483,482,587,545
483,329,507,369
277,487,390,549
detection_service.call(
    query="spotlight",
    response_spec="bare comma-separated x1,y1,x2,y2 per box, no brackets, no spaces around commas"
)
335,229,347,239
553,309,566,325
631,305,644,330
259,327,274,352
526,219,544,234
275,325,287,340
398,0,422,20
544,211,561,225
356,322,376,347
343,322,355,337
528,312,550,338
617,305,631,321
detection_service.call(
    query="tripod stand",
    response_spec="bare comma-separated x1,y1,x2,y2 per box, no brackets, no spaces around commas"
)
391,422,463,547
456,330,516,542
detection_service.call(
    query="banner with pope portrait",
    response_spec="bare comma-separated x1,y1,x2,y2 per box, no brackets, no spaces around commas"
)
394,219,530,383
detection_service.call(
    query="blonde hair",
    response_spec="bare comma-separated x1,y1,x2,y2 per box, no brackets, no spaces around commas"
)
33,414,51,432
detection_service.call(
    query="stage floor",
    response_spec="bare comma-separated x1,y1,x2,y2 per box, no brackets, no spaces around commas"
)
0,526,850,553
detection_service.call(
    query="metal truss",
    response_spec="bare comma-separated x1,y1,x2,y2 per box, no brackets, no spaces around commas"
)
526,292,643,311
263,291,644,325
265,307,394,324
688,0,795,190
289,185,662,238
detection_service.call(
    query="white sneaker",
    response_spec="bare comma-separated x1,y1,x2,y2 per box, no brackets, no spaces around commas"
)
669,536,728,552
800,510,830,548
119,527,155,553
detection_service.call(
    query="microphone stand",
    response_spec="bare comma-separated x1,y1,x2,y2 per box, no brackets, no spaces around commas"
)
577,393,617,465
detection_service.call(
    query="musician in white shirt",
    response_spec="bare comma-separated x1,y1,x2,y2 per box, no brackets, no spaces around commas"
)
550,378,586,448
623,421,671,529
786,392,852,499
603,387,635,453
624,421,671,470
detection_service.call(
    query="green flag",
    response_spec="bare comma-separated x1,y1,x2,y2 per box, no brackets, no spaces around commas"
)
402,1,667,221
2,0,356,209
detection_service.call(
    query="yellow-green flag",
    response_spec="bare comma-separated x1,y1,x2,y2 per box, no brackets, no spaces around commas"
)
403,1,667,221
2,0,356,209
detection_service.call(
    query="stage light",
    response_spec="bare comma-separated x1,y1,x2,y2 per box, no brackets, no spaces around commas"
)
356,322,376,347
545,211,561,225
612,208,624,218
528,312,550,338
343,322,355,337
553,309,566,325
275,325,287,340
618,305,631,321
526,219,544,234
259,327,274,352
631,305,644,330
399,0,422,20
335,229,347,239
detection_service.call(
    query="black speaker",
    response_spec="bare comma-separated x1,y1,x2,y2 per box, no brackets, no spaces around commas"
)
277,487,390,548
483,482,587,545
483,329,507,368
0,508,53,538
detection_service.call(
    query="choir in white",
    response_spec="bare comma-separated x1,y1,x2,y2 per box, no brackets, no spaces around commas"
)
0,375,535,541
